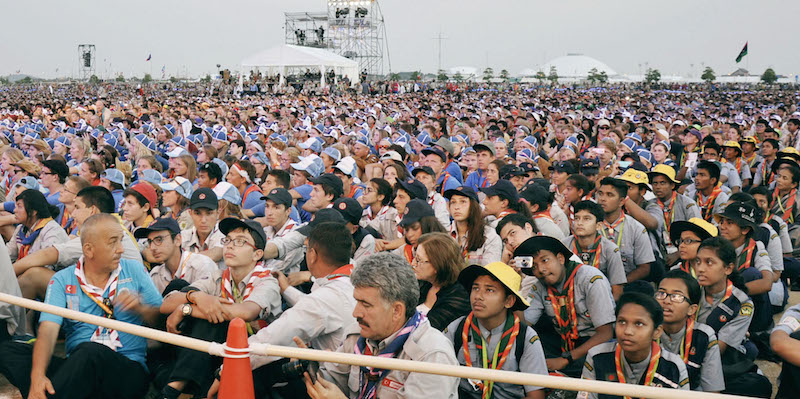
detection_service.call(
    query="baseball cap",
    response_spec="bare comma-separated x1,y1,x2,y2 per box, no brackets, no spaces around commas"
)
473,140,497,156
291,154,325,178
100,168,126,189
333,197,364,225
14,176,40,191
126,183,157,211
189,187,219,210
380,151,403,162
480,179,519,202
298,137,323,153
397,178,428,200
159,176,194,200
421,147,447,162
310,173,344,198
322,147,342,162
548,161,577,174
133,217,181,239
219,218,267,251
296,208,346,236
261,187,293,208
434,137,455,156
333,157,358,178
580,158,600,172
166,147,190,158
139,169,164,186
411,166,435,178
213,181,242,204
444,186,479,202
398,199,436,227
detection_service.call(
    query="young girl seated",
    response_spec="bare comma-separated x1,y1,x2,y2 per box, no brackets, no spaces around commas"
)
579,292,689,399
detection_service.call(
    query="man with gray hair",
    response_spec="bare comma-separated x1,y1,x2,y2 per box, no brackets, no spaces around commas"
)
304,252,459,398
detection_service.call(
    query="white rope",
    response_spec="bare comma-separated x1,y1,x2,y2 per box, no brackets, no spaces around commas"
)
0,292,757,399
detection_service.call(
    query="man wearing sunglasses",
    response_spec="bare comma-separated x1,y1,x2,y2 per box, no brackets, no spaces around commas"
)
158,217,281,399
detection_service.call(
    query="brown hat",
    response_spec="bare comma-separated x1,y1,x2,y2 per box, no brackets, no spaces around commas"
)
13,159,41,178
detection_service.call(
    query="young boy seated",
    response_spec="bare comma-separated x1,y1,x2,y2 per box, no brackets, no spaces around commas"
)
445,262,548,399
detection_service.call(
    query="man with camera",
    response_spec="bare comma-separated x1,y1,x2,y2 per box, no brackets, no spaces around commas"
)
207,221,359,398
303,252,459,398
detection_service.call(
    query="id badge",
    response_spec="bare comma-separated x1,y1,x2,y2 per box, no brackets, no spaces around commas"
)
91,328,114,347
468,378,481,391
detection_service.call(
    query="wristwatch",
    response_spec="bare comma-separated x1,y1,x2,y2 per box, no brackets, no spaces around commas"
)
181,303,193,317
560,351,573,364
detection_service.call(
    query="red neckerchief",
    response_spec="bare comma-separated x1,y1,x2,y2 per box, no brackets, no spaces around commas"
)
533,209,555,222
656,192,678,233
403,244,413,265
347,185,359,198
547,262,582,352
496,209,516,220
696,186,723,222
736,238,757,271
327,264,354,280
572,235,601,269
221,262,271,303
242,184,263,204
744,153,758,168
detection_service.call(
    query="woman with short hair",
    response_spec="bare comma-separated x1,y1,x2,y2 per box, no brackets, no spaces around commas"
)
413,232,470,331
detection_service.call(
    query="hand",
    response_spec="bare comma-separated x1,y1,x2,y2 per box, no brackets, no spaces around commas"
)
166,307,185,334
206,378,220,399
29,374,55,399
304,372,347,399
546,357,569,371
195,292,226,323
115,291,142,314
272,271,290,293
287,271,312,287
374,239,387,252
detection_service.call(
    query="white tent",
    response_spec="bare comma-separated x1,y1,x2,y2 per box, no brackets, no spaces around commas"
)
240,44,359,87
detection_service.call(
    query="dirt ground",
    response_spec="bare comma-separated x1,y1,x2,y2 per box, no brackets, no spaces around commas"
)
0,291,797,399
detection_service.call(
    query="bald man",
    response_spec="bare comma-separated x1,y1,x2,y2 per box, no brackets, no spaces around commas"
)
0,213,162,399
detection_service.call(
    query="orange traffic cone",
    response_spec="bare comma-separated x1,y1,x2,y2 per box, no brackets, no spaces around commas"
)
219,317,255,399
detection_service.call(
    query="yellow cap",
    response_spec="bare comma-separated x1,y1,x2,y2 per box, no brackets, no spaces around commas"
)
648,164,679,184
617,168,649,186
739,136,759,148
458,262,529,310
722,141,742,151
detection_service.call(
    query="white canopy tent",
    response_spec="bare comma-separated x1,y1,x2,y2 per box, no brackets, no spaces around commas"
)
239,44,359,88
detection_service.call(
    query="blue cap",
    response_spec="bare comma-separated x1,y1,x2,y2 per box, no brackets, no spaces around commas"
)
522,136,538,148
14,176,40,191
290,154,325,178
322,147,342,162
211,130,228,142
416,132,432,146
55,136,71,147
212,158,229,179
170,135,186,147
159,176,194,199
251,152,270,166
636,149,654,165
299,137,323,153
212,182,242,204
138,169,164,186
100,168,126,188
103,133,118,149
621,139,637,152
516,148,534,160
626,132,643,143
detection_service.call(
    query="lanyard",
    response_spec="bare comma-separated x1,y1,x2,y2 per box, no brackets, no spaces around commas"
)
602,213,625,248
461,312,520,399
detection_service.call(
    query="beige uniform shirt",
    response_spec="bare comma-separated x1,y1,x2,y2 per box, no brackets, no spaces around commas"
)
177,266,282,320
8,219,69,264
148,251,218,294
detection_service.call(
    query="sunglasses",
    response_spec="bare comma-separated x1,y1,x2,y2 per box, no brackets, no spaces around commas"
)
599,126,610,130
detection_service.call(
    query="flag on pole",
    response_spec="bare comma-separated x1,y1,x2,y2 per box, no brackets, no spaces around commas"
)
735,42,748,63
146,54,152,61
161,65,165,79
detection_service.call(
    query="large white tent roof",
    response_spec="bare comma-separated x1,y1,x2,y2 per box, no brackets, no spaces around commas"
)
241,44,358,69
537,54,617,78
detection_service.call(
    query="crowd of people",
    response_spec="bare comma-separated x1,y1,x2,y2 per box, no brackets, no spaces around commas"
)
0,81,798,399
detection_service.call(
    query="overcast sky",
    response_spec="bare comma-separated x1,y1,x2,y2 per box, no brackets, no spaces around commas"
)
2,0,798,79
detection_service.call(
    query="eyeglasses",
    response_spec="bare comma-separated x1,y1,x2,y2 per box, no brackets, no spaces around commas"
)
655,291,689,304
364,186,376,193
221,237,257,249
412,256,430,266
13,169,23,174
42,170,56,176
147,234,174,247
674,238,702,246
378,145,390,149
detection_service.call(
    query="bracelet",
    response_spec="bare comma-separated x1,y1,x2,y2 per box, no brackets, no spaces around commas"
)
186,289,199,305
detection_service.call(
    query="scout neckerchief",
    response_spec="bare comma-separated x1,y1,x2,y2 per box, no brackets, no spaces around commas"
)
656,192,677,233
347,185,360,199
242,184,263,205
326,264,353,280
533,209,555,223
220,261,272,304
450,224,470,260
679,261,697,278
572,234,601,269
736,238,757,271
173,252,193,279
74,256,123,351
725,157,743,175
438,172,453,196
354,311,425,399
771,187,797,224
679,317,695,363
461,312,521,399
403,244,413,265
615,341,661,395
427,192,436,207
744,153,758,168
762,160,775,186
364,205,390,221
696,185,723,222
496,209,516,221
601,211,625,248
547,261,582,352
17,217,53,259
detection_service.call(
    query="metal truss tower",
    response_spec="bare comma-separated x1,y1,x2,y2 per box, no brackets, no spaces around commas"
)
326,0,387,76
78,44,96,81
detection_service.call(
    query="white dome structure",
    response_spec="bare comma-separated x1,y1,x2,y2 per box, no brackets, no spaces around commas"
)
538,54,617,79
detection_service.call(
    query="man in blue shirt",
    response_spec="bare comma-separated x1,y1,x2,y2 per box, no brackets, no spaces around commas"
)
464,140,497,191
0,213,162,399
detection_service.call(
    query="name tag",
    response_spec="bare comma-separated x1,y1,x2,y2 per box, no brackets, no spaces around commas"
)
381,377,404,391
66,294,79,311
